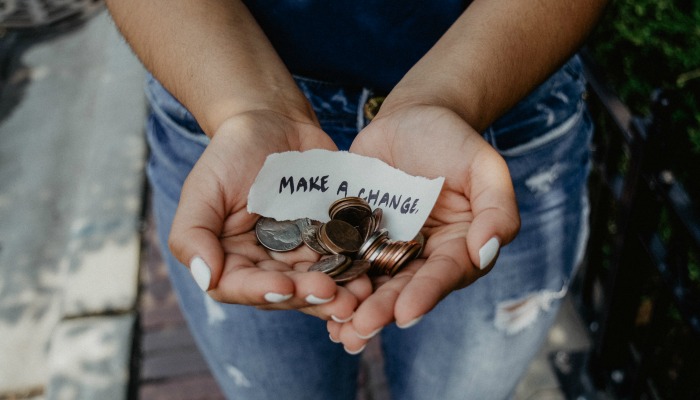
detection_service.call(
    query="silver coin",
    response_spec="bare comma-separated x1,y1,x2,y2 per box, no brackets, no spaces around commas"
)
308,254,349,275
301,224,331,255
255,217,303,252
334,260,371,283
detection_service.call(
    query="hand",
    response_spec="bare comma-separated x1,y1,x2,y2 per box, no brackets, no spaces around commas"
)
168,110,372,321
328,105,520,352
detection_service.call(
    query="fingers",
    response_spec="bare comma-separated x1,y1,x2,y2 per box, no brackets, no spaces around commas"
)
326,267,417,353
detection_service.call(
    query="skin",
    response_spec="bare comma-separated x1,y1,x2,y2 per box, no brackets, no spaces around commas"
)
105,0,608,352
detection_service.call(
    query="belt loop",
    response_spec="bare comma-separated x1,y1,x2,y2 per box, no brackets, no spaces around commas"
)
357,87,372,131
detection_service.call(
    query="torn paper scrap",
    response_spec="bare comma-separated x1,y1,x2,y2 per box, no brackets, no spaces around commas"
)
247,149,444,241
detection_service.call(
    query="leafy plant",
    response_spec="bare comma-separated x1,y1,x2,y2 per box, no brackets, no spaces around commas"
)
588,0,700,195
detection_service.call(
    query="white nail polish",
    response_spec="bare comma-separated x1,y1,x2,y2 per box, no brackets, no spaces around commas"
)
331,313,354,323
344,344,366,355
479,237,500,270
190,257,211,291
264,292,293,303
305,294,335,305
397,315,423,329
356,327,382,340
329,334,340,343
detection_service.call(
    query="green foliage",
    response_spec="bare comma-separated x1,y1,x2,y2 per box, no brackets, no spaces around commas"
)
588,0,700,193
590,0,700,107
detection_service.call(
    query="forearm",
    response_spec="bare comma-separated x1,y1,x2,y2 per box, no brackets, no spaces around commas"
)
381,0,608,132
105,0,315,136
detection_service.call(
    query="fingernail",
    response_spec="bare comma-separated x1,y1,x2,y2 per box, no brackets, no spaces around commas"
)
479,237,500,270
264,292,293,303
344,344,366,355
305,294,335,305
329,333,340,343
331,313,354,323
190,257,211,291
356,327,382,340
397,315,423,329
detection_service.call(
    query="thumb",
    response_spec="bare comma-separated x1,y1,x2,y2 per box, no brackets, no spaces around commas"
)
168,173,226,292
465,152,520,271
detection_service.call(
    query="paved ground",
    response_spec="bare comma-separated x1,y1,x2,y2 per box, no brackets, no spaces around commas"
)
0,9,146,399
0,10,592,399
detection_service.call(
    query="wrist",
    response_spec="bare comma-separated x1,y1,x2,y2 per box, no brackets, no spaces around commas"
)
200,82,319,137
378,75,491,133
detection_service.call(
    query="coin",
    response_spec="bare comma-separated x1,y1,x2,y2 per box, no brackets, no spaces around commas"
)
255,217,302,252
308,254,350,276
318,219,363,255
255,197,424,281
358,229,388,259
334,260,371,283
301,223,331,255
329,197,372,228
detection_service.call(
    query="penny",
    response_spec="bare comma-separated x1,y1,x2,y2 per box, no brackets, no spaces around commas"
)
255,217,302,252
308,254,351,276
319,219,363,255
358,229,388,259
329,197,372,228
389,242,422,276
371,207,383,230
358,215,374,242
334,260,371,283
254,197,424,280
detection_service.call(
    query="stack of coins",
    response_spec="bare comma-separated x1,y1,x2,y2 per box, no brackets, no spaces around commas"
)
254,197,423,283
357,229,423,276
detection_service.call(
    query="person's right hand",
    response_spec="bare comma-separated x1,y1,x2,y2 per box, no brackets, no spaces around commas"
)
168,110,372,322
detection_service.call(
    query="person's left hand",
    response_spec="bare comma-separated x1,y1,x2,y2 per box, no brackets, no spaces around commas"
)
328,104,521,353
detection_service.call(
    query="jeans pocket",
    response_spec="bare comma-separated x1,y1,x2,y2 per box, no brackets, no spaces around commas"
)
145,75,210,147
488,56,587,154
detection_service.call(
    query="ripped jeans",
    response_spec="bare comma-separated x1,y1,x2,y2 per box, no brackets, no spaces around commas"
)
145,55,592,400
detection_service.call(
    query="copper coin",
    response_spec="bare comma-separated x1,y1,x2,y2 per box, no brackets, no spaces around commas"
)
334,260,371,283
319,219,362,255
358,229,388,259
371,208,383,230
329,197,372,228
255,217,302,252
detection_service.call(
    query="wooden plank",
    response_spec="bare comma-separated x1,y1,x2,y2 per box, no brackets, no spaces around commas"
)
141,347,211,381
139,374,224,400
141,325,198,355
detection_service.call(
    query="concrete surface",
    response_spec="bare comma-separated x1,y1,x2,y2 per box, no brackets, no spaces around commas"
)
0,8,146,398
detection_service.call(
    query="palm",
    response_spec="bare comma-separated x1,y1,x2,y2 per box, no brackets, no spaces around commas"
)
170,111,371,317
330,105,519,345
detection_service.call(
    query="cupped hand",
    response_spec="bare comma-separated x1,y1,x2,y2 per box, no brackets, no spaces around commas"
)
329,104,520,352
168,110,372,321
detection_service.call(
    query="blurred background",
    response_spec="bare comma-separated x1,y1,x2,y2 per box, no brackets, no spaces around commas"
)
1,1,698,399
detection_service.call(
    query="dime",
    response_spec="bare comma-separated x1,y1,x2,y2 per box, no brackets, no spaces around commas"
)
308,254,351,277
318,219,363,255
301,223,331,255
255,217,302,252
334,260,371,283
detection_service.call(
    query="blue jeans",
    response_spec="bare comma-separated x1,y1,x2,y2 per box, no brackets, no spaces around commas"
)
145,56,592,400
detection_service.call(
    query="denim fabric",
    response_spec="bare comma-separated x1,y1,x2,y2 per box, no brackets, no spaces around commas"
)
144,55,592,400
